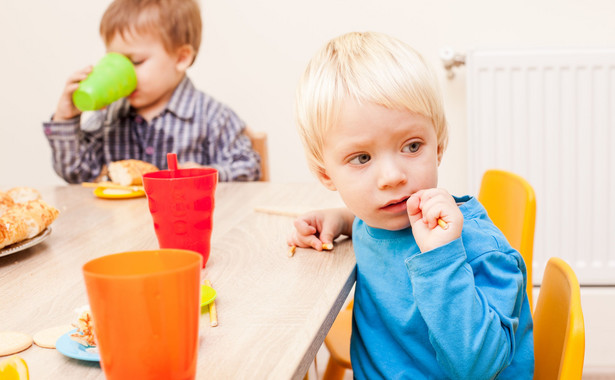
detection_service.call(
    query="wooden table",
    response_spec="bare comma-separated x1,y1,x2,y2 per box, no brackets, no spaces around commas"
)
0,182,356,379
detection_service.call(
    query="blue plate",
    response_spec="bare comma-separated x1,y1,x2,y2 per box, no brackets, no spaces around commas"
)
56,329,100,362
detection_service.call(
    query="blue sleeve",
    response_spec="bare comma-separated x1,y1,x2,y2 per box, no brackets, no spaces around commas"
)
405,237,525,379
42,111,107,183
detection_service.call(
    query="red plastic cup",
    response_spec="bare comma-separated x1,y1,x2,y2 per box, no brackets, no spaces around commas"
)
83,249,202,380
142,155,218,268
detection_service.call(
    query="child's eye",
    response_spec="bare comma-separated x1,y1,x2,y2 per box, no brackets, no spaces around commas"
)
402,142,421,153
131,59,144,66
349,153,371,165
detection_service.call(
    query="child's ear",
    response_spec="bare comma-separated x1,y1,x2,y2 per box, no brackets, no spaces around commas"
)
175,45,195,71
437,144,444,166
315,167,337,191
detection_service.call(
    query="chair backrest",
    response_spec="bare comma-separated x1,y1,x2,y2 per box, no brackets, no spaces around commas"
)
533,257,585,380
478,169,536,308
244,127,269,181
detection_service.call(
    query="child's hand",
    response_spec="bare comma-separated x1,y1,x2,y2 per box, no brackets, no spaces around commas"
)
52,66,93,121
287,208,353,251
406,189,463,252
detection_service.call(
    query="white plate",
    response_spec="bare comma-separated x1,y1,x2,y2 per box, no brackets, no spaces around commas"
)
0,228,52,258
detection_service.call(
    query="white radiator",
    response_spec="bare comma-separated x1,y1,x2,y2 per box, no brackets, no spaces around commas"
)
466,48,615,285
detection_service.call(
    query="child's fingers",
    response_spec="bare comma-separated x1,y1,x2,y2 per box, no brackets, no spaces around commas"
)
287,232,323,251
66,66,93,85
407,189,453,229
406,192,424,227
418,190,457,229
293,218,318,236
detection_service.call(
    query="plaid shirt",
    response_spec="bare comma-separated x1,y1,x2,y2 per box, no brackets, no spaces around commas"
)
43,76,261,183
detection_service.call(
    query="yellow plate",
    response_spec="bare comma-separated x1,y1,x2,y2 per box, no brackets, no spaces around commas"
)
93,187,145,199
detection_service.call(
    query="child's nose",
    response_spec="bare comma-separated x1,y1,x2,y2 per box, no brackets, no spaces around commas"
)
377,158,407,189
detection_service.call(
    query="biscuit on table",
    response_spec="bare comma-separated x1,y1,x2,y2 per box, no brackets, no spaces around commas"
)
0,331,33,356
33,325,74,349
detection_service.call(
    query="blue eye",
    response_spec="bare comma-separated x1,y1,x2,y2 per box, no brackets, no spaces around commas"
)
349,153,371,165
403,142,421,153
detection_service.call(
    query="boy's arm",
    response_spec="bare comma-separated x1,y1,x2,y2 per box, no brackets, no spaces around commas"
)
42,112,107,183
406,239,528,379
206,108,260,181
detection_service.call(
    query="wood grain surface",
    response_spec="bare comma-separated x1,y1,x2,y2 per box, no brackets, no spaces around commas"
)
0,182,355,380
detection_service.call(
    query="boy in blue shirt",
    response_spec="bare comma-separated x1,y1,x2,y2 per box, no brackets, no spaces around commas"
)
43,0,260,183
288,32,534,379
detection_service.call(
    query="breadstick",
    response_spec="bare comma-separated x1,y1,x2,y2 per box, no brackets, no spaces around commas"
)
437,218,448,230
254,207,301,218
322,243,334,251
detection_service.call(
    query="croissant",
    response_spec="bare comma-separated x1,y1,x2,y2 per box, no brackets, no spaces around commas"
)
108,159,159,186
0,199,59,249
0,191,14,217
7,187,41,204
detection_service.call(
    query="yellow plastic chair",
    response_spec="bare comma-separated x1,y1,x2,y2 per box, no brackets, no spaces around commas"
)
321,169,537,380
478,169,536,308
244,127,269,181
533,257,585,379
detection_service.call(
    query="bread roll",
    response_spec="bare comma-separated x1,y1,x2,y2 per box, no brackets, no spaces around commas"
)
0,199,59,249
108,160,159,186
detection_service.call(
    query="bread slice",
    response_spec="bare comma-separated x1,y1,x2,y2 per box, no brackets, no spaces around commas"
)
108,160,159,186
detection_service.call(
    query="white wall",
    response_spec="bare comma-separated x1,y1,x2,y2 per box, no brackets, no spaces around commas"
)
2,0,614,371
3,0,615,191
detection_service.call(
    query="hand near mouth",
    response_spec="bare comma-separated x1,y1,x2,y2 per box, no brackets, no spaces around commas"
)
406,189,463,252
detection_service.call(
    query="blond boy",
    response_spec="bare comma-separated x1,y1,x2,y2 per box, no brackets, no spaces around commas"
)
289,32,533,379
44,0,260,183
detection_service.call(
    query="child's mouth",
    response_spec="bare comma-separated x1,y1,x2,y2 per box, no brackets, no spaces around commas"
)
381,197,409,213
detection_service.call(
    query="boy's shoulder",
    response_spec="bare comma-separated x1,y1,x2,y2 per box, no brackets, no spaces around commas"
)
165,76,243,125
457,196,519,262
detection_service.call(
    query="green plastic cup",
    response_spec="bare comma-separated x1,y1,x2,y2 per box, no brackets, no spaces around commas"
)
73,52,137,111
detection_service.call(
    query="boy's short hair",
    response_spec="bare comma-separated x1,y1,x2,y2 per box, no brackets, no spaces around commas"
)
295,31,449,176
100,0,202,64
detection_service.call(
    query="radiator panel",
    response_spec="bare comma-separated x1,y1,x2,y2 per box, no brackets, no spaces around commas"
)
466,49,615,285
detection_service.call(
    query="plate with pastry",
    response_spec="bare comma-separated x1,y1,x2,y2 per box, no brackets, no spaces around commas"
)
0,188,59,256
88,159,158,199
56,330,100,362
56,307,100,362
0,228,52,258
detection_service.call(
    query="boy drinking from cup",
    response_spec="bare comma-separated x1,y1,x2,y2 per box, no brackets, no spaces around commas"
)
43,0,261,183
288,32,534,379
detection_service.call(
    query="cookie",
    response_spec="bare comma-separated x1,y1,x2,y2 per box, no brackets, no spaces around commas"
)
0,332,33,356
33,325,73,349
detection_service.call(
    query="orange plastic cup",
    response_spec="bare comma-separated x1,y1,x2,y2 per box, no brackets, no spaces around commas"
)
142,160,217,268
83,249,202,380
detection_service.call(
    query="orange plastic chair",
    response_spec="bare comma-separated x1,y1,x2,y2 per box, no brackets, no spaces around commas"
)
478,169,536,308
533,257,585,379
321,169,537,380
244,127,269,181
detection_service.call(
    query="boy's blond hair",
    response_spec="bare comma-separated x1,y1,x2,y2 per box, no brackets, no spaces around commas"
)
100,0,202,64
295,31,448,176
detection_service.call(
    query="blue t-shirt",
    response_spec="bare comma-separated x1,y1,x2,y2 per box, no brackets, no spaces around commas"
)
351,196,534,379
